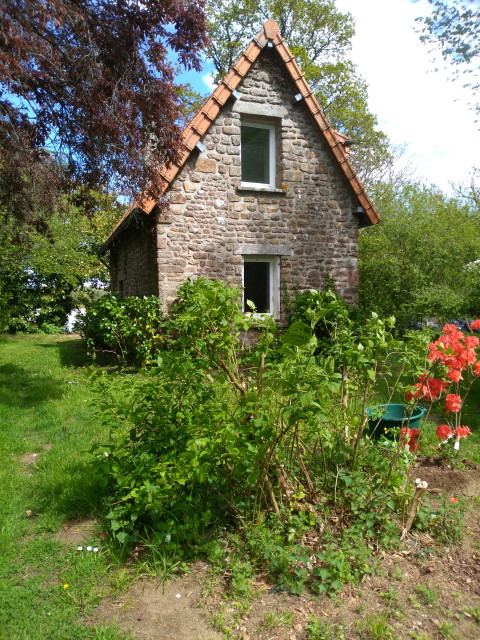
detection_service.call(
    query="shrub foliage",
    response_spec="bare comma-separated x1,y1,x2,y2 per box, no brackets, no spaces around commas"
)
81,294,164,366
90,280,450,594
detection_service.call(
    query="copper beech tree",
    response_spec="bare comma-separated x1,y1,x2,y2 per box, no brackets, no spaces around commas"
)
0,0,208,224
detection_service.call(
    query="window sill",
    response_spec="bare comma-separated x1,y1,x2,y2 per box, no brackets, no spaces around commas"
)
237,183,286,194
244,312,279,323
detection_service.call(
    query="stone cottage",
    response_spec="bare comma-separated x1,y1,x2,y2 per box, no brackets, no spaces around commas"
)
101,19,379,322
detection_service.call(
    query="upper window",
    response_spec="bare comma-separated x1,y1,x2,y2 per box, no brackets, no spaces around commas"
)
240,122,276,188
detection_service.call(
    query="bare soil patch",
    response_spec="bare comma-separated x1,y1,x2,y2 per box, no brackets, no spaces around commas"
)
415,460,480,497
88,464,480,640
54,518,98,545
20,442,52,468
89,565,223,640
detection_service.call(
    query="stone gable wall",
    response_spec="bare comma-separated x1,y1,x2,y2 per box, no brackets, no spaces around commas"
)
156,48,360,318
109,217,158,297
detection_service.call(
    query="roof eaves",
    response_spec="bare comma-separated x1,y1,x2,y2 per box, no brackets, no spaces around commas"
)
149,35,267,213
102,31,269,250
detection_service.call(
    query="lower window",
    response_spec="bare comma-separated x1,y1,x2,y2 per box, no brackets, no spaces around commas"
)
243,255,280,316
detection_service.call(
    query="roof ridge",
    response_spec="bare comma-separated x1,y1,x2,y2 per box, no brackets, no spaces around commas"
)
103,20,378,250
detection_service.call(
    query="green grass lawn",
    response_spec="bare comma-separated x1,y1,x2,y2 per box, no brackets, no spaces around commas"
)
0,334,130,640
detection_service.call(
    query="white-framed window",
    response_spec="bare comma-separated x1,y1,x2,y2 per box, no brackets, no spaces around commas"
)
240,122,276,188
242,255,280,317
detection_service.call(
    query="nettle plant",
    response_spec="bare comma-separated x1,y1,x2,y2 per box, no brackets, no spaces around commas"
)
92,281,435,593
405,321,480,464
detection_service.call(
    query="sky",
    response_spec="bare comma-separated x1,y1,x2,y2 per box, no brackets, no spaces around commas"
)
180,0,479,194
334,0,479,191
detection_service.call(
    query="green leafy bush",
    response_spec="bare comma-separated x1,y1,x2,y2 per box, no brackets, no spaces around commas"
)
290,288,355,332
80,294,164,365
91,279,440,594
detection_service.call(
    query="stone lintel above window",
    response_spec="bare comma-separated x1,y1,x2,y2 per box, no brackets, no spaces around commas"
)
237,244,291,256
233,102,287,119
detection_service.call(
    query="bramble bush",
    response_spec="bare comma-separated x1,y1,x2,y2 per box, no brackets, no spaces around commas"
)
91,280,479,594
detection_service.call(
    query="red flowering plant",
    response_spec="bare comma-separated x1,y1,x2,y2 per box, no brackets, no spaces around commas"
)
404,320,480,463
399,427,421,453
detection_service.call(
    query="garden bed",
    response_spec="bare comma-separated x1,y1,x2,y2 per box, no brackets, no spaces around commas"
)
87,461,480,639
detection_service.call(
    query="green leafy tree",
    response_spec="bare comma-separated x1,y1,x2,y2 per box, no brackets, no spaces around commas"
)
207,0,353,76
0,191,121,332
417,1,480,115
359,182,480,332
205,0,392,185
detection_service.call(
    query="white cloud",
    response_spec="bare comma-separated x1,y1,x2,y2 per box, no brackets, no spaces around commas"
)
202,72,217,92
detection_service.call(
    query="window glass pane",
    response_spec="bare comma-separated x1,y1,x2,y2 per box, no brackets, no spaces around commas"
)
241,125,270,184
244,261,270,313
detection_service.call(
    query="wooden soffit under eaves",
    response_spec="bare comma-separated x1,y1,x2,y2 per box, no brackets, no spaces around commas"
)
103,19,379,251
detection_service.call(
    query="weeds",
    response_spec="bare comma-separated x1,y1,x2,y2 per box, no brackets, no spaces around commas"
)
260,610,295,629
415,495,465,543
415,584,438,606
306,617,345,640
108,568,136,597
134,540,188,584
391,564,405,581
380,586,400,605
92,282,438,597
437,620,459,639
356,612,395,640
209,608,233,637
408,594,422,609
3,290,479,637
464,605,480,623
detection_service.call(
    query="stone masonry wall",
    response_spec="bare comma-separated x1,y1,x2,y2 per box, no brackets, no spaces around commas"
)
110,216,158,297
156,47,361,318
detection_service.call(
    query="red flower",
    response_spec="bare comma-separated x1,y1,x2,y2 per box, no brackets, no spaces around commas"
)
470,319,480,330
399,427,420,452
408,428,420,453
406,377,447,403
425,378,447,400
464,335,480,348
445,394,462,413
428,324,480,378
464,349,477,365
442,323,463,336
447,368,462,383
454,425,471,438
405,383,421,403
474,362,480,377
436,424,453,440
449,497,458,504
